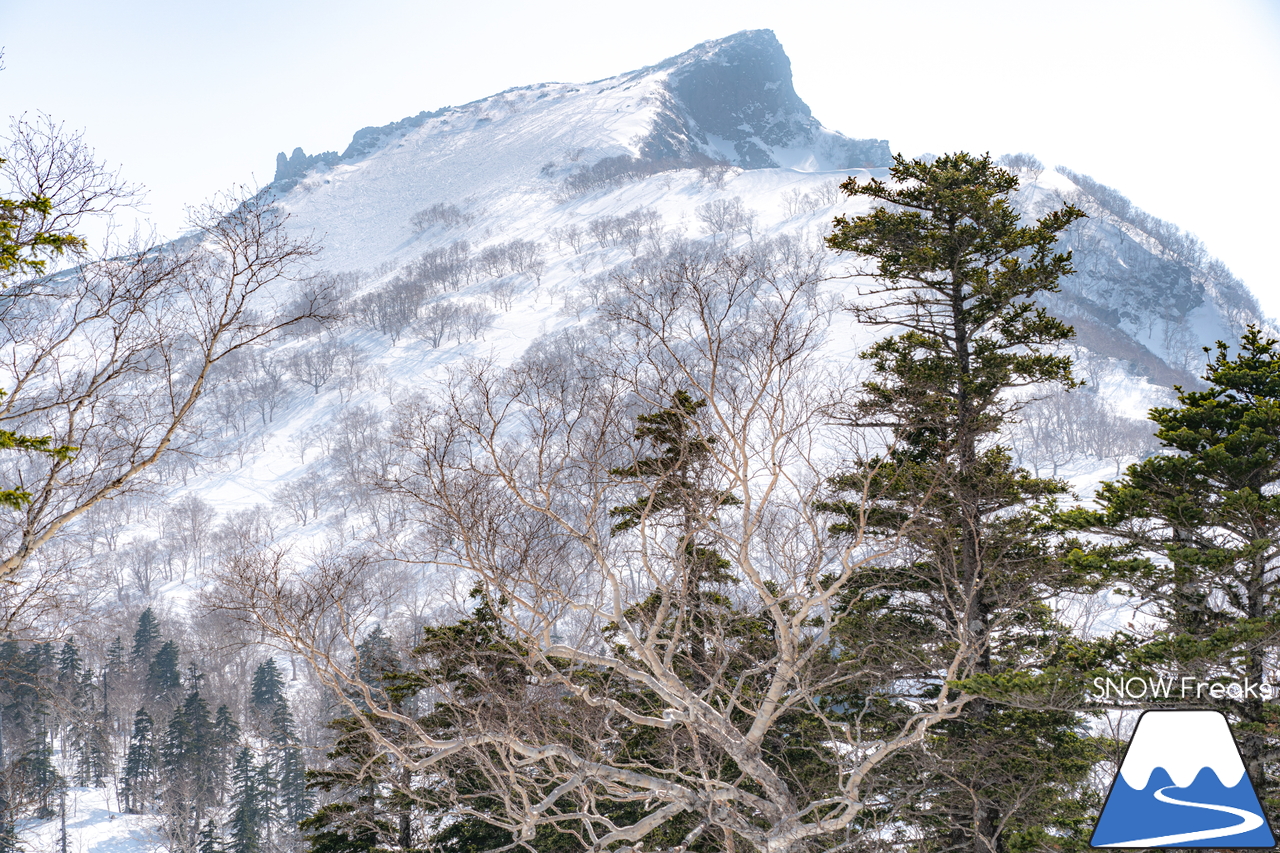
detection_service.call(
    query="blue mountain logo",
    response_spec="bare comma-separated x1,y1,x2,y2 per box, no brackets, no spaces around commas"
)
1092,710,1275,848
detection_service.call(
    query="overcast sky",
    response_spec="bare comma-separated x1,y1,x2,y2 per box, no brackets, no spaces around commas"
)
2,0,1278,316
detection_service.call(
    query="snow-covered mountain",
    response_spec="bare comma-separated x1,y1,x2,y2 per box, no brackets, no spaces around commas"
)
265,28,1264,389
267,30,888,272
157,25,1265,532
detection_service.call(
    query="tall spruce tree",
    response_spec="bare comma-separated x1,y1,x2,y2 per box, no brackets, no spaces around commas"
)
1072,326,1280,819
55,639,81,699
820,152,1098,852
121,708,155,813
268,699,311,827
608,390,742,674
16,728,59,819
210,705,240,806
228,746,266,853
181,690,216,811
132,609,161,664
147,641,182,702
250,659,286,718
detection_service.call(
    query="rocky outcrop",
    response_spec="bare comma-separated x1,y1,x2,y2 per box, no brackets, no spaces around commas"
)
641,30,891,169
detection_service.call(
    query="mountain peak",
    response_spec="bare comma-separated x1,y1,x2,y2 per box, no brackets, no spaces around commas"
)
272,30,889,186
636,29,889,169
648,29,789,72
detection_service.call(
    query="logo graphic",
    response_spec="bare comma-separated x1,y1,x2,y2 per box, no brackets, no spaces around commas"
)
1092,710,1275,848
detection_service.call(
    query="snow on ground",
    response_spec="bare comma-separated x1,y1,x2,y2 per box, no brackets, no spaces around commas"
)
19,785,157,853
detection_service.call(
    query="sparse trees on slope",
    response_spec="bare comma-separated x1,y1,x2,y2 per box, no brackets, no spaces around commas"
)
0,189,330,581
820,152,1097,852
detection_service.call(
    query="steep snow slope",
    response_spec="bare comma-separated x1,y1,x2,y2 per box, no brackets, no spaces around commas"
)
267,29,1265,390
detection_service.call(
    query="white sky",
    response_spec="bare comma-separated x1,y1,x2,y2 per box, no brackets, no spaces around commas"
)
2,0,1278,317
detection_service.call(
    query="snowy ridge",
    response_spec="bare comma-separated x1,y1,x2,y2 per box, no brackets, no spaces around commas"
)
269,30,889,274
193,27,1271,560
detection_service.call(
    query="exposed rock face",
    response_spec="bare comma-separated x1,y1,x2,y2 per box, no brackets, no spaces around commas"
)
1025,168,1265,382
641,30,891,169
274,147,338,186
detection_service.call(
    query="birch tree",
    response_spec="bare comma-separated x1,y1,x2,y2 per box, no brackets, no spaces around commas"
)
0,190,330,580
218,239,990,853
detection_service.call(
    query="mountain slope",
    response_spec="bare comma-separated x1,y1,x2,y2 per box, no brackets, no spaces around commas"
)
265,29,1266,389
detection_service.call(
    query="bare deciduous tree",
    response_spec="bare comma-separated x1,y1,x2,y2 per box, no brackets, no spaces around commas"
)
1012,388,1158,477
1,112,144,265
0,189,329,580
695,196,756,238
217,239,986,853
290,337,340,395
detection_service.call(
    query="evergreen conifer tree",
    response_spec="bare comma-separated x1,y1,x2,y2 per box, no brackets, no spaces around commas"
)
1073,325,1280,817
268,700,311,826
250,659,285,708
198,819,223,853
121,708,154,814
210,705,240,805
249,659,286,730
607,390,743,672
820,152,1098,852
55,638,81,696
157,702,198,842
106,637,125,675
16,728,60,818
146,641,182,701
228,747,265,853
181,690,215,808
131,609,161,664
305,632,412,853
255,760,277,848
353,627,398,710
